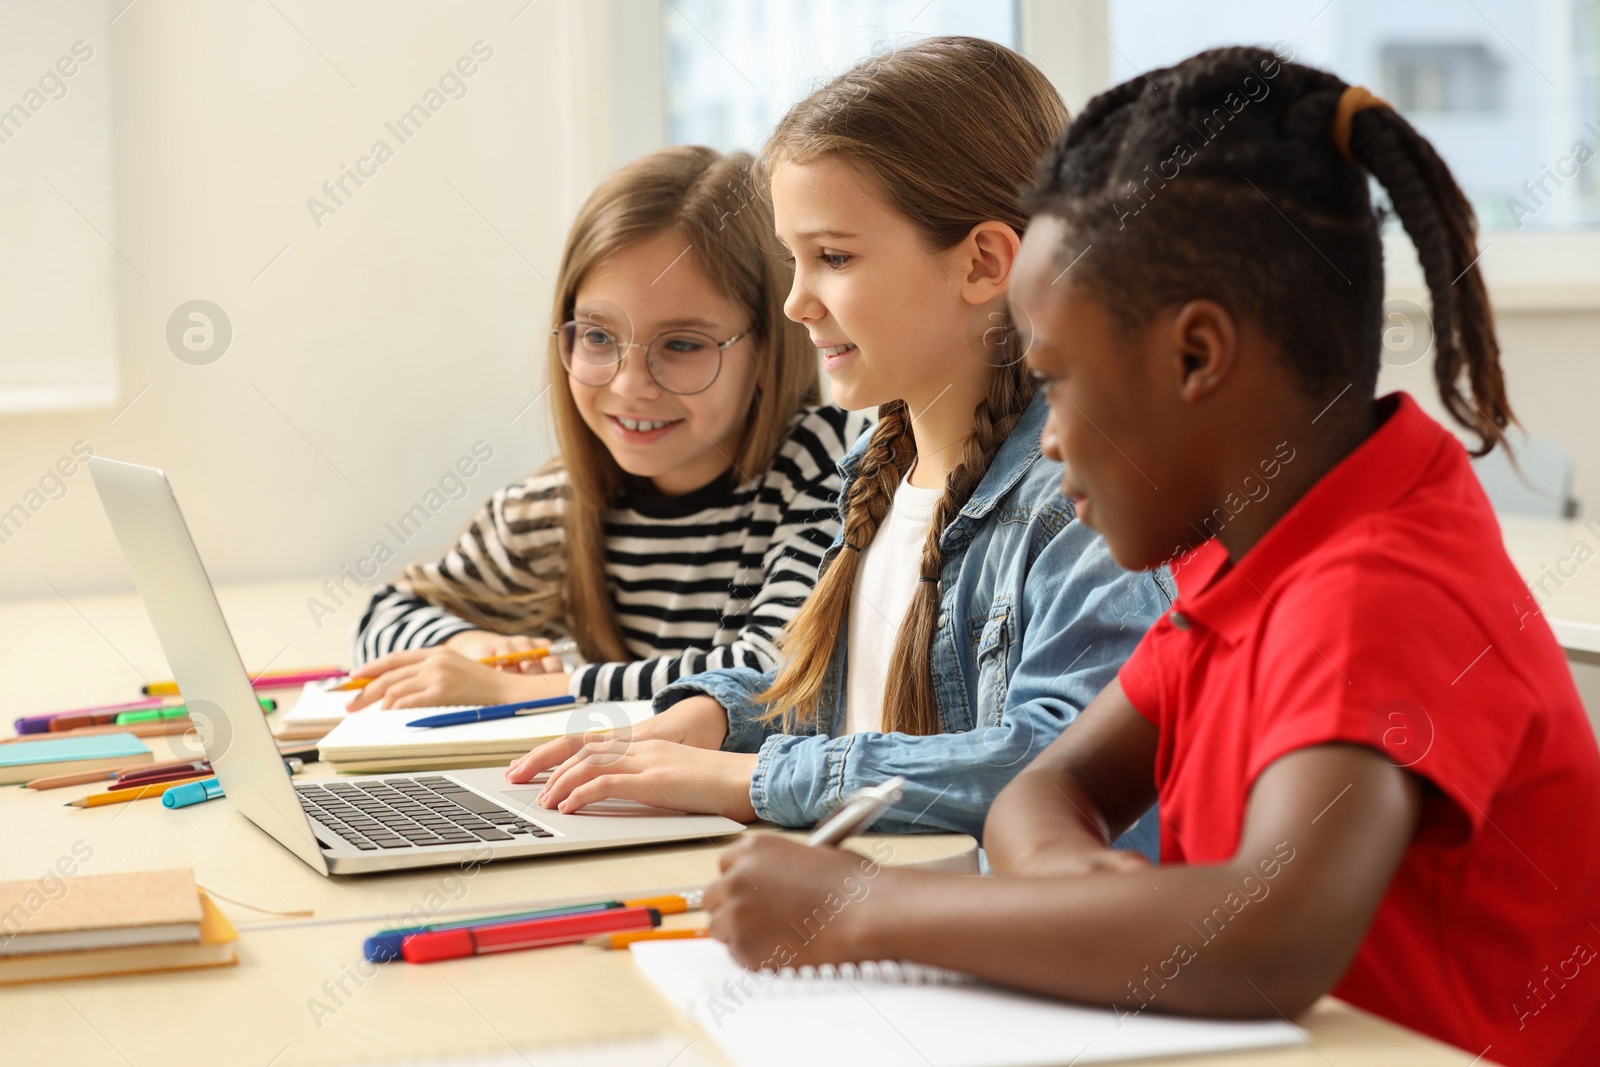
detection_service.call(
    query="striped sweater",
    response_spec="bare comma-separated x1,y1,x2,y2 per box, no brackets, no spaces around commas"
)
352,406,872,702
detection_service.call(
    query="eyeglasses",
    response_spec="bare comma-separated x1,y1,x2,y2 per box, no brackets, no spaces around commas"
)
553,320,750,396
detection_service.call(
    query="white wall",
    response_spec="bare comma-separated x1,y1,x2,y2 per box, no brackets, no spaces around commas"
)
0,2,646,644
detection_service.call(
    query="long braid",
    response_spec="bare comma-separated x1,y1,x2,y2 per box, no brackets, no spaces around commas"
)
1350,105,1512,453
760,403,915,729
884,360,1037,735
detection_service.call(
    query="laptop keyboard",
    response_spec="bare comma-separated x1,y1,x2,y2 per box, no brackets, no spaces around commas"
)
295,776,555,851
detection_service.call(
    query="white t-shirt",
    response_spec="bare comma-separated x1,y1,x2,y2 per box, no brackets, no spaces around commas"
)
845,475,944,734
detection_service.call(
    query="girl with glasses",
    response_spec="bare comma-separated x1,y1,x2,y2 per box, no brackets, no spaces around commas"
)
347,146,871,709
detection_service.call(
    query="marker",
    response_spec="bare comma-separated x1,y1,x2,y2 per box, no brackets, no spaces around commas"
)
116,697,276,725
405,695,577,730
15,699,170,734
400,905,660,963
142,667,346,696
362,890,702,962
161,777,224,809
364,901,623,963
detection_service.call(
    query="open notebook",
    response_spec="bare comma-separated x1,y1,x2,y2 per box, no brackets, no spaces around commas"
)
631,939,1304,1067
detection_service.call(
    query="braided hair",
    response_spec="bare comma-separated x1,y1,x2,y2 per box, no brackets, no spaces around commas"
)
1026,46,1512,454
756,37,1061,733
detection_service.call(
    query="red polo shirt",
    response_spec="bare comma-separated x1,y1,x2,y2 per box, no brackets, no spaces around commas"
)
1119,393,1600,1066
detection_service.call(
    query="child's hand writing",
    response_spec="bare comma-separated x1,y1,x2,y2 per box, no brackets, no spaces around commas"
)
705,835,885,970
444,631,565,674
346,647,571,710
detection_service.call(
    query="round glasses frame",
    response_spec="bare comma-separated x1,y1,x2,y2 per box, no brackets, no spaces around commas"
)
552,320,751,396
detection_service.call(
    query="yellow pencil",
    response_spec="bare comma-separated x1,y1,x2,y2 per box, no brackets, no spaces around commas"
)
590,928,709,950
65,774,214,808
332,647,559,691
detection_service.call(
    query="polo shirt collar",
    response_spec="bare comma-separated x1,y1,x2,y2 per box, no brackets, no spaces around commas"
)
1172,392,1445,643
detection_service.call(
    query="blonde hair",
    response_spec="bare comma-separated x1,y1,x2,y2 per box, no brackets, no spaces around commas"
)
401,146,820,662
758,37,1068,735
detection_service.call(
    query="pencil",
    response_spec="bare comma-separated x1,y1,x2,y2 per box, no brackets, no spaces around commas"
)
332,646,563,691
65,774,214,808
590,928,709,949
25,768,126,791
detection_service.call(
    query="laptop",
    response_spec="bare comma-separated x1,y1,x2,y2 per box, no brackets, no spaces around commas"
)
88,456,745,876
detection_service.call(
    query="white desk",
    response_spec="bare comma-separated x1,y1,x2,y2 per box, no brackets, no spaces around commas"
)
0,580,1490,1066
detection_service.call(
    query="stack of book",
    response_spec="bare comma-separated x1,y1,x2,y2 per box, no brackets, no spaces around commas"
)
0,868,238,985
317,700,654,774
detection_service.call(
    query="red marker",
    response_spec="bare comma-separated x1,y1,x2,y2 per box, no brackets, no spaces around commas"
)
401,905,660,964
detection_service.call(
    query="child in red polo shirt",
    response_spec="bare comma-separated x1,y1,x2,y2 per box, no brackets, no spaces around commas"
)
699,47,1600,1067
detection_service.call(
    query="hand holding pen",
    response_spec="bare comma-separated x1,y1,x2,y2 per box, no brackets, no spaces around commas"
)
342,641,576,711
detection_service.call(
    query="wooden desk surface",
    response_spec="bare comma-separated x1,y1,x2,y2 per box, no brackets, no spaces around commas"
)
1499,513,1600,654
0,580,1486,1066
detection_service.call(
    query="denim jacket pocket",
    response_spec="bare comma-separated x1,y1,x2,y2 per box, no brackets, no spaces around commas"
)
969,599,1014,719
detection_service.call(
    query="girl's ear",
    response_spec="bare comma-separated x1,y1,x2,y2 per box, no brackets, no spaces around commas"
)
1167,299,1238,403
959,221,1022,305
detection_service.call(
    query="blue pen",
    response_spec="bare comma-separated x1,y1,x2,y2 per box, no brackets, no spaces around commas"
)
162,777,223,809
406,695,577,729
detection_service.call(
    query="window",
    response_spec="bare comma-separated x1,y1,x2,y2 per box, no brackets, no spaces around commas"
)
1101,0,1600,233
1381,43,1505,114
662,0,1019,153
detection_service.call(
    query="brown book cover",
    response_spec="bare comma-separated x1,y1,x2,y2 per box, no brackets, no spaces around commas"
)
0,868,202,955
0,890,237,985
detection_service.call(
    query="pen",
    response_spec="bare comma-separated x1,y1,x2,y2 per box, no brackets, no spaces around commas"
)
108,766,215,791
401,905,660,963
161,777,224,809
591,928,709,950
116,759,211,781
65,774,215,808
142,667,346,696
335,642,577,692
806,776,907,847
405,695,577,729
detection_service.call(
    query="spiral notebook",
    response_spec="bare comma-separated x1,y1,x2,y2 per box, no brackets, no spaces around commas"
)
631,939,1304,1067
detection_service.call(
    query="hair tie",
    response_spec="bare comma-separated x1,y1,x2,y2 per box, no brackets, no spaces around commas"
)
918,576,938,584
1330,85,1391,165
841,540,862,552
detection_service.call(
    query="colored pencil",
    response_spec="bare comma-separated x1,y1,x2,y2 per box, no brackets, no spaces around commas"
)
65,774,214,808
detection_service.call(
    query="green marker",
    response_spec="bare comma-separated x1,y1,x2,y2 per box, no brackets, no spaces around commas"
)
115,697,277,725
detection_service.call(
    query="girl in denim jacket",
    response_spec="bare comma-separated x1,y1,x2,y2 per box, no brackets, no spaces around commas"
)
507,37,1169,850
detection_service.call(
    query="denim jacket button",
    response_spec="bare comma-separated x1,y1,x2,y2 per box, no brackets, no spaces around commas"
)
937,612,949,629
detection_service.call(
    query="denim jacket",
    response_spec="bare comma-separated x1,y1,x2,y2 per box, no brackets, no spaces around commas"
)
654,392,1171,854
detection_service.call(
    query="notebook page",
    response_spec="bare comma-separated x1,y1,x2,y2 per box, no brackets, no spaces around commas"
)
631,939,1304,1067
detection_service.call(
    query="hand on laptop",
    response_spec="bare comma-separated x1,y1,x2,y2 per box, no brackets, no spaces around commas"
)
345,646,572,710
505,694,730,783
